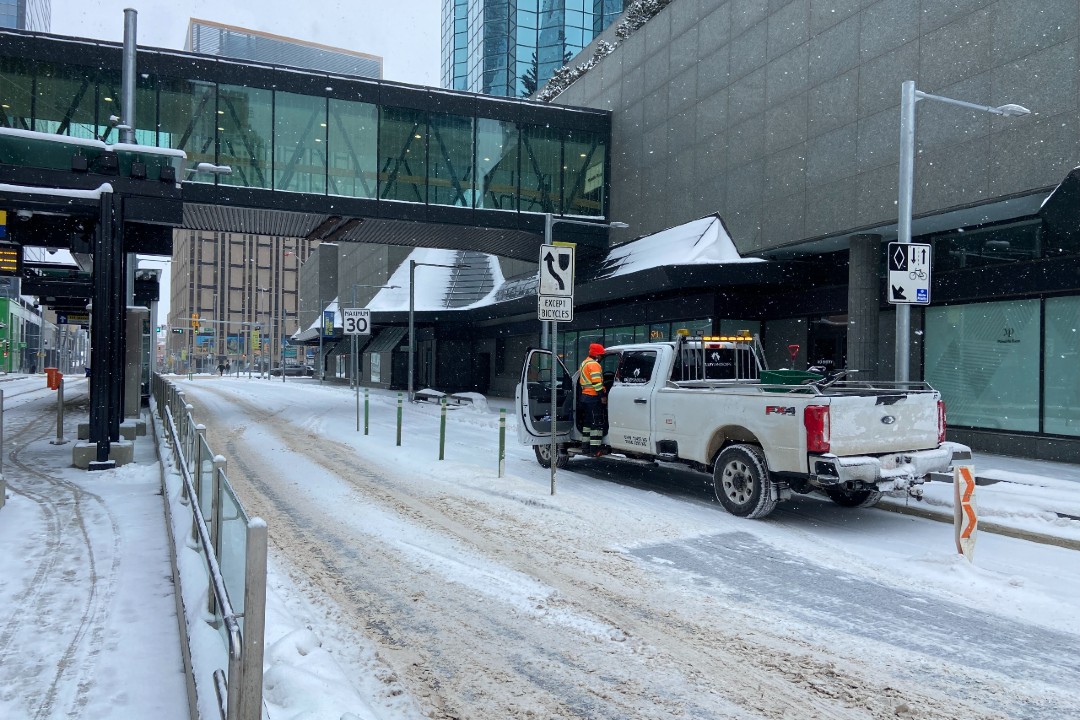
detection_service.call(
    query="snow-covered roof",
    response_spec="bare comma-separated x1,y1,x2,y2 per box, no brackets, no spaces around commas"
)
291,248,506,341
366,248,504,312
0,126,187,158
595,214,763,280
299,214,765,332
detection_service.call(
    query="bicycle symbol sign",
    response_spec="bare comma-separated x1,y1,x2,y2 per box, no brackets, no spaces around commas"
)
887,242,932,305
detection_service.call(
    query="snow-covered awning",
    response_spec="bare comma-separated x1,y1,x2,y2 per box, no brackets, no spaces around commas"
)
595,214,763,280
290,298,339,343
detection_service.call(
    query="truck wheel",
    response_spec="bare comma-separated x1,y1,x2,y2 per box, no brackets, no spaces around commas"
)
713,445,778,519
534,444,570,469
823,486,884,508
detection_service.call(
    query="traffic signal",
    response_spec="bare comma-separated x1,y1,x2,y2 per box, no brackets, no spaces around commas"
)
191,312,199,330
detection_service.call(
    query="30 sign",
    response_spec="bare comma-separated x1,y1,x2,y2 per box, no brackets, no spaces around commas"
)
343,308,371,335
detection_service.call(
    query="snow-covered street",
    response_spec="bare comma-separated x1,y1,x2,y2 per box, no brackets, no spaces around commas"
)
174,375,1080,719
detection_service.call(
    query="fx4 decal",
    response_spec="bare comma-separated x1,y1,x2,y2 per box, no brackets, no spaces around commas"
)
765,406,796,416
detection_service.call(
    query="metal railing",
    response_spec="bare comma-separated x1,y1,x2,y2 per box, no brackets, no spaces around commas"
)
153,373,267,720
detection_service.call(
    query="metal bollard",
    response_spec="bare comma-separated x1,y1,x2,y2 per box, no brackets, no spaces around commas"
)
439,397,447,460
396,392,402,446
498,408,505,478
50,378,68,445
208,454,226,617
364,389,370,436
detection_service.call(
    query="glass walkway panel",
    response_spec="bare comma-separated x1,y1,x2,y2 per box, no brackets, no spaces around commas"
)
0,29,610,220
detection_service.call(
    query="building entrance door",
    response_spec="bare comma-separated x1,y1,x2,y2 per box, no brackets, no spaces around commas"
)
809,315,847,371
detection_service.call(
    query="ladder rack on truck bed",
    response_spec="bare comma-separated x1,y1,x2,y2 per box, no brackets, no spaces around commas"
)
668,379,938,395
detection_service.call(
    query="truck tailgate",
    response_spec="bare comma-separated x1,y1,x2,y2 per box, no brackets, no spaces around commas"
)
826,393,940,456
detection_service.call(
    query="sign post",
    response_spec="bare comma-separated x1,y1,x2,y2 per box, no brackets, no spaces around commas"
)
343,308,372,430
538,240,574,495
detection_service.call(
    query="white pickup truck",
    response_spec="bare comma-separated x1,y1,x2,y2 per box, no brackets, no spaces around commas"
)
515,334,969,518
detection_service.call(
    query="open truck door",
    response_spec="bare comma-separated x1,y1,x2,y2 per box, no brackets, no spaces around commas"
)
515,349,576,450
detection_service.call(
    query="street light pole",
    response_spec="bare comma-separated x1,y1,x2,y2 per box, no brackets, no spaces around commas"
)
408,261,468,402
543,213,627,495
894,80,1030,382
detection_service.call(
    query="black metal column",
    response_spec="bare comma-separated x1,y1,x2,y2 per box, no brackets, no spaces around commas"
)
110,215,127,440
89,192,122,467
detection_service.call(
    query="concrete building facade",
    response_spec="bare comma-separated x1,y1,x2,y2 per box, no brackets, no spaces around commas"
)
554,0,1076,249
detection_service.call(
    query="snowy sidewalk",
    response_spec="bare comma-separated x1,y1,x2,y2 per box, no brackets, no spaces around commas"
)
0,390,189,720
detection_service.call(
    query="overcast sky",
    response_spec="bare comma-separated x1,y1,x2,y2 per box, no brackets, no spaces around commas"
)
49,0,442,86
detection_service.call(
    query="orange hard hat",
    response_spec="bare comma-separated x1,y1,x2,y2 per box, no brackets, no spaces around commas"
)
589,343,605,357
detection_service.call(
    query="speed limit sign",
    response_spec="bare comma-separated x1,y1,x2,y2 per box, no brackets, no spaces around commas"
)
343,308,371,335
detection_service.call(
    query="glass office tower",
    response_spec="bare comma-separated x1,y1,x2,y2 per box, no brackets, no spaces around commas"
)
442,0,623,97
0,0,50,31
186,18,382,79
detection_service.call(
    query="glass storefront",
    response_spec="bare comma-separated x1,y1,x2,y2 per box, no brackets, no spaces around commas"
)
1043,297,1080,436
924,297,1080,437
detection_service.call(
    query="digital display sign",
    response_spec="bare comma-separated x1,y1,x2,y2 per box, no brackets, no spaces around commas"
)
0,242,20,276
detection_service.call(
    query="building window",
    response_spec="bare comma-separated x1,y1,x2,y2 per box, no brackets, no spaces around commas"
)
1043,296,1080,436
925,300,1040,432
379,106,428,203
274,91,327,194
428,112,474,207
327,98,378,198
930,219,1041,273
218,83,273,189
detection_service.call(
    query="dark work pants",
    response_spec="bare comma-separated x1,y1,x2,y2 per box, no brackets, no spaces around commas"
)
580,394,604,447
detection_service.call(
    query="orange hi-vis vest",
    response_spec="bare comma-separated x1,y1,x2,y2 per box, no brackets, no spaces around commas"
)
580,357,604,396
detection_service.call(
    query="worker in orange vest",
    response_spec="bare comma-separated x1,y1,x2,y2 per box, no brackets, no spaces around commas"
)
578,343,607,455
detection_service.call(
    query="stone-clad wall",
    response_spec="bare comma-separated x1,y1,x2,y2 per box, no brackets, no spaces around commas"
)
554,0,1080,254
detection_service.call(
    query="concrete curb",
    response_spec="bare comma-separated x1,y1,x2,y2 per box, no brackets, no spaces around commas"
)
880,501,1080,551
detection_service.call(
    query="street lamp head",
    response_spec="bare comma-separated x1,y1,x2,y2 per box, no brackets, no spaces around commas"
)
189,162,233,176
994,103,1031,118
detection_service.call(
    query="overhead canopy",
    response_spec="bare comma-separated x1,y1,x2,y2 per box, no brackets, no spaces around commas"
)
363,326,408,354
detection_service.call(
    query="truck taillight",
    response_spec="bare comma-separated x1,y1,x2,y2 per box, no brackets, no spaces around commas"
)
937,400,947,445
804,405,830,454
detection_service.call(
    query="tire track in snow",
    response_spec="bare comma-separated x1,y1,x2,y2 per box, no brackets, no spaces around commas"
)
0,388,122,719
184,382,1017,720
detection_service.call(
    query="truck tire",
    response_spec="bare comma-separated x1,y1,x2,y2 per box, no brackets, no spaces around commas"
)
823,486,884,508
534,444,570,469
713,445,778,519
